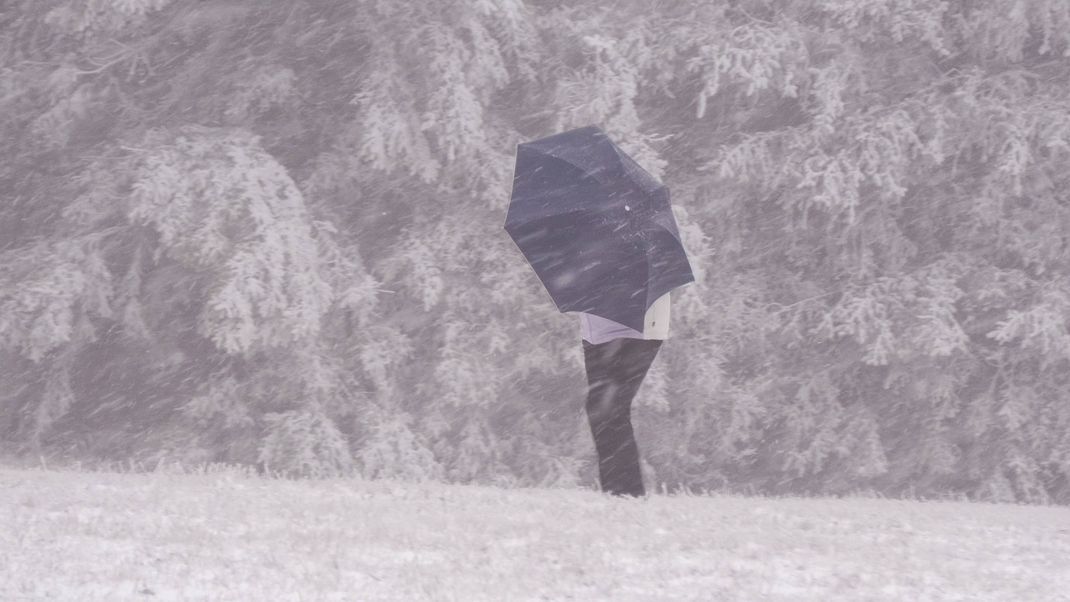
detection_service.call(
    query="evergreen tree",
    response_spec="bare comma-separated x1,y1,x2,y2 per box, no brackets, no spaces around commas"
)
2,0,1069,502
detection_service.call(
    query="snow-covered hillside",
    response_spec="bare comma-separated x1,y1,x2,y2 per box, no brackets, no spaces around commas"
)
2,466,1068,601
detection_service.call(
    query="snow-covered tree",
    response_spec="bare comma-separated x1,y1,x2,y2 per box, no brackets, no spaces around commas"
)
3,0,1070,503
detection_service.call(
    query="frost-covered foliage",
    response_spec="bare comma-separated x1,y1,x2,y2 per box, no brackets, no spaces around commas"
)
44,0,175,36
128,127,332,354
257,409,353,478
3,0,1070,503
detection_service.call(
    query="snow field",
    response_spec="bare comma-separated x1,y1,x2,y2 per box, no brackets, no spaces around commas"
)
1,467,1069,601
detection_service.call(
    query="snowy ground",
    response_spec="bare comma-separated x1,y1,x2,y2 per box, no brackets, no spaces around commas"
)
1,466,1069,601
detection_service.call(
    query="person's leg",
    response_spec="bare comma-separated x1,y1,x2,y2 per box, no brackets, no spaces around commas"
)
583,338,662,497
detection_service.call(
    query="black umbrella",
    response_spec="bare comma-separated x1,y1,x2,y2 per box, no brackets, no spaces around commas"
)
504,125,694,332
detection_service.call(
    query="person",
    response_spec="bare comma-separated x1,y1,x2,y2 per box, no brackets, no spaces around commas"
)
578,292,670,497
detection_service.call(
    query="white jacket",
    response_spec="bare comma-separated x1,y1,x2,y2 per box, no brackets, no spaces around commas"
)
578,293,670,344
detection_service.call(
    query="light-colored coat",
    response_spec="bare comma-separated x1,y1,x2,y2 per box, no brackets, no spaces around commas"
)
578,293,670,344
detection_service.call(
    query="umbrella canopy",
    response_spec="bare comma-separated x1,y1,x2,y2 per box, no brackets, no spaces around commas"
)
505,125,695,332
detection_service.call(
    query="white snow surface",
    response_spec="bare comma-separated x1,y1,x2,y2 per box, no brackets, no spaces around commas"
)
2,467,1069,601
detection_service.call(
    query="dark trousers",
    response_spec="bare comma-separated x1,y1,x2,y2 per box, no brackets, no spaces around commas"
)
582,337,662,497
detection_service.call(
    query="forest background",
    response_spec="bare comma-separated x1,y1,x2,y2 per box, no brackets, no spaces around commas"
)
2,0,1070,504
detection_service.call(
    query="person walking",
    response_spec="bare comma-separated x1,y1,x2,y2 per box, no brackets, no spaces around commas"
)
579,292,670,497
505,125,693,497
